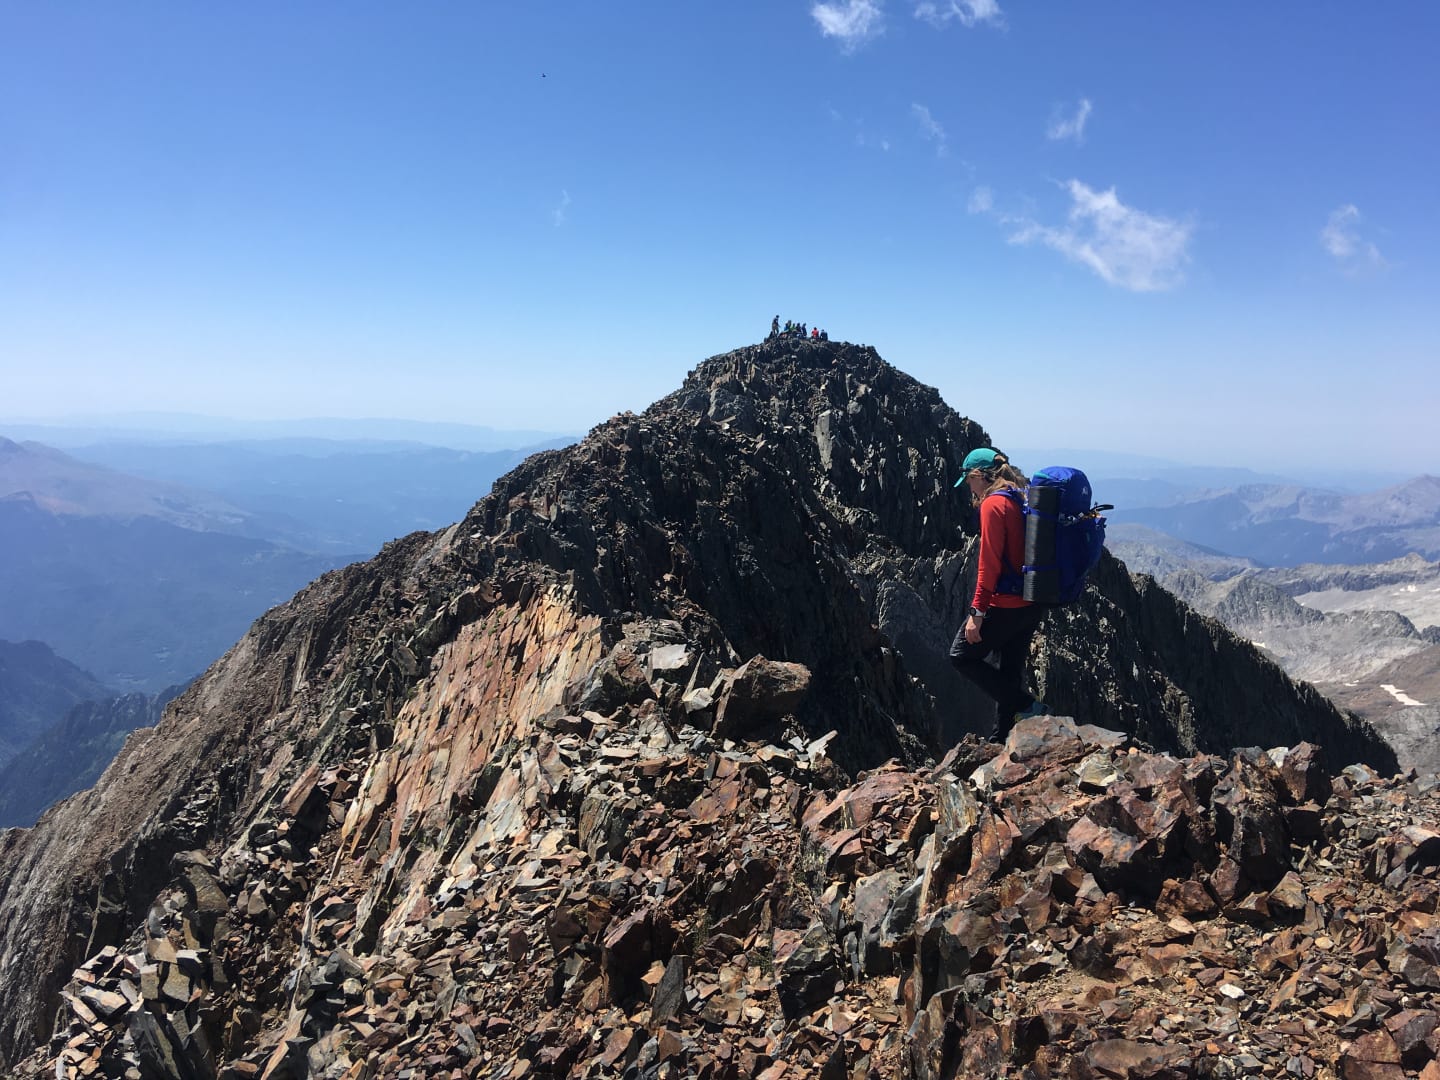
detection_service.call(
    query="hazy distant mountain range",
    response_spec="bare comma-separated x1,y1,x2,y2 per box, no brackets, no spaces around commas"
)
0,637,189,828
0,426,574,692
0,640,109,768
0,413,573,453
0,437,260,533
60,436,573,555
1102,523,1260,580
0,493,344,691
1106,477,1440,565
1012,447,1414,495
1059,460,1440,773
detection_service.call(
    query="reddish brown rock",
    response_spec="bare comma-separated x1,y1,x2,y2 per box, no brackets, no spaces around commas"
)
1385,1009,1439,1067
1080,1038,1175,1078
1211,755,1291,890
1267,871,1309,917
712,657,811,738
1156,878,1217,920
1273,742,1332,806
1341,1029,1405,1080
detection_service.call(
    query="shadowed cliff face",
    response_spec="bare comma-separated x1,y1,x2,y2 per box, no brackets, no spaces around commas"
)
0,339,1395,1068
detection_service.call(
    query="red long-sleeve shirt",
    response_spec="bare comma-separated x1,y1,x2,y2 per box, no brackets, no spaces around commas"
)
972,491,1030,613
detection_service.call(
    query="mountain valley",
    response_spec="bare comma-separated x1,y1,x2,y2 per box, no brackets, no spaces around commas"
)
0,640,110,769
1108,535,1440,776
0,686,183,830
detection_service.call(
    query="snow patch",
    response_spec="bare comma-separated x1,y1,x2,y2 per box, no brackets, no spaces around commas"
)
1382,684,1427,707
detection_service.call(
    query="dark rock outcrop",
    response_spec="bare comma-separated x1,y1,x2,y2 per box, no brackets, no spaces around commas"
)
0,339,1398,1073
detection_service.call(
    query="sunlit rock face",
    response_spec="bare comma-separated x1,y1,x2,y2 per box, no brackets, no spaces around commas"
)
0,339,1396,1076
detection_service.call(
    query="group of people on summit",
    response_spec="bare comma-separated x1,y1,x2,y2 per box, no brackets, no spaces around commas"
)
768,316,828,342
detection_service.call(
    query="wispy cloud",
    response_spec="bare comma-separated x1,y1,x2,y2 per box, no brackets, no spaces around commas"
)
1321,204,1386,273
1007,180,1193,292
967,186,994,215
812,0,884,50
914,0,1003,29
552,190,571,228
1047,99,1092,143
911,103,948,156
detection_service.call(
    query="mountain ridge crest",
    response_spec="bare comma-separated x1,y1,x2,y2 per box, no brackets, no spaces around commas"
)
0,337,1396,1073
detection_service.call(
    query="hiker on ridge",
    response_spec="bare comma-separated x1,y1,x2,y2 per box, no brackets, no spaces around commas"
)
771,315,780,339
949,447,1049,741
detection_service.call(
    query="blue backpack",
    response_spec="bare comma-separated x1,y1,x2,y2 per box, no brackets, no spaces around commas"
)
992,467,1111,605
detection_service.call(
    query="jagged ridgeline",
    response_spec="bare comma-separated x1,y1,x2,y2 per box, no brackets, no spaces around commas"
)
0,339,1394,1070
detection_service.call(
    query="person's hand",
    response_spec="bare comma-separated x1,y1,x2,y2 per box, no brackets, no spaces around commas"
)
964,615,983,644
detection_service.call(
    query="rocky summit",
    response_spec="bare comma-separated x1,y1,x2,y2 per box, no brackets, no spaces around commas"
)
0,339,1407,1079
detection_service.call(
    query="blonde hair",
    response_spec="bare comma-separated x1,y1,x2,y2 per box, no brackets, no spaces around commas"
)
968,452,1027,504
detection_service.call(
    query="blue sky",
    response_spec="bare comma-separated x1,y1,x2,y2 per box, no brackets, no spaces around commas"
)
2,3,1436,474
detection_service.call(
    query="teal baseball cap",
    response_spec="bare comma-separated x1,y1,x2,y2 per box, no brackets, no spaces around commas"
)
955,447,1001,486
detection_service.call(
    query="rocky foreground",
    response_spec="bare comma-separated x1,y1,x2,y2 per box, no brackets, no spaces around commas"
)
20,686,1440,1079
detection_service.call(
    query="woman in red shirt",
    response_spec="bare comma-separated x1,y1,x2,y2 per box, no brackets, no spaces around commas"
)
949,447,1049,740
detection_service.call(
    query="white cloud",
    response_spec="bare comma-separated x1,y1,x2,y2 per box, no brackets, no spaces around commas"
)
1321,204,1386,272
1047,99,1092,143
1008,180,1193,292
812,0,884,49
967,186,993,214
911,103,948,156
552,190,571,228
914,0,1003,28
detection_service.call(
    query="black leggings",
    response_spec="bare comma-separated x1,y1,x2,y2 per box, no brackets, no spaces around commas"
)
948,605,1046,723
